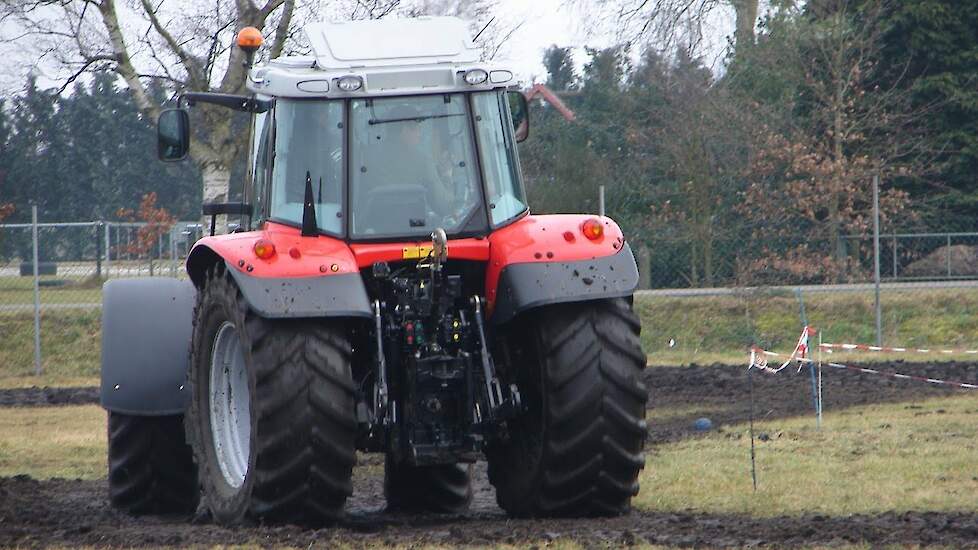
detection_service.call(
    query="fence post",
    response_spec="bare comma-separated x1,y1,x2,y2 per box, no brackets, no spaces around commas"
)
795,288,820,424
95,221,103,278
170,228,177,277
945,233,951,279
872,173,882,347
31,204,42,376
891,234,897,278
104,222,111,277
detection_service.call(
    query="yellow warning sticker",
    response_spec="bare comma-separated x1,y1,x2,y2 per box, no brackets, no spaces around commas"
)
402,246,432,260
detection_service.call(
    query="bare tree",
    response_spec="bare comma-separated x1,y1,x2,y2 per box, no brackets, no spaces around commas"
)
567,0,760,60
0,0,299,210
0,0,505,217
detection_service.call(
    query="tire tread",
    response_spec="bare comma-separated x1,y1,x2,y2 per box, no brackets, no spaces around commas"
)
488,298,648,517
186,268,356,524
107,412,199,515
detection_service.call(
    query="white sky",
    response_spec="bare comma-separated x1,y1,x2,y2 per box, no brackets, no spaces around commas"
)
492,0,591,83
0,0,740,95
494,0,738,84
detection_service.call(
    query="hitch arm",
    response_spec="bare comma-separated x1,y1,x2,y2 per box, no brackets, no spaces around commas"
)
373,300,390,423
472,296,504,413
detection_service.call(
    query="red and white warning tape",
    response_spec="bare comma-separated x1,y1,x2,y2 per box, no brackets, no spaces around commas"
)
751,346,978,390
818,342,978,355
750,326,814,374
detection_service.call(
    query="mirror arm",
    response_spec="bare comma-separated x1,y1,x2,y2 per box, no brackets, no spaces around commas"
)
178,92,271,113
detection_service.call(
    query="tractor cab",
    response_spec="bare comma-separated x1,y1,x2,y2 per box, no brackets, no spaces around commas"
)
160,16,530,242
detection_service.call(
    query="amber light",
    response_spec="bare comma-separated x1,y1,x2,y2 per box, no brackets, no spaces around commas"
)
237,27,264,51
254,239,276,259
581,218,604,241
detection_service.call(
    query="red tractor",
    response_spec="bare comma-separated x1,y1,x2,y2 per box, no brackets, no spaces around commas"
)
100,17,646,524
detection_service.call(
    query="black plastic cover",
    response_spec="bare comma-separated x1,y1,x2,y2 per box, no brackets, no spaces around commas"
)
226,266,372,318
201,202,253,216
491,243,639,325
100,278,195,415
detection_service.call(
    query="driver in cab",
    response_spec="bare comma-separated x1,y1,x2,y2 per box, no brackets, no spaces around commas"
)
364,106,461,227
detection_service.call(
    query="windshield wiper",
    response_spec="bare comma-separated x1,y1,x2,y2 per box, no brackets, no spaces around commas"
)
368,113,464,125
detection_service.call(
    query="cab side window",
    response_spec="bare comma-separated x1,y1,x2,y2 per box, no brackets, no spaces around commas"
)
472,91,527,226
251,110,270,224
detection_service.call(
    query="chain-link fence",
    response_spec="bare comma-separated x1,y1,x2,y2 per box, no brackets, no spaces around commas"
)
634,232,978,289
850,232,978,281
0,213,202,382
636,281,978,365
4,211,978,381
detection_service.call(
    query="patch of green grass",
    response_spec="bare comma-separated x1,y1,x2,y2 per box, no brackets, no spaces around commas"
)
0,310,101,385
636,394,978,516
637,288,978,365
0,275,104,305
4,285,978,384
0,405,106,480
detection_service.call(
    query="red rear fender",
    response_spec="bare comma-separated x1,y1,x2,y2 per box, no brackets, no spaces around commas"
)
185,222,372,319
186,222,357,286
485,214,626,307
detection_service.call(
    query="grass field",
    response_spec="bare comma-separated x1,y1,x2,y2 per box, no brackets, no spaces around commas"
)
640,393,978,516
0,274,104,304
0,405,106,479
4,395,976,521
0,310,101,387
3,283,978,387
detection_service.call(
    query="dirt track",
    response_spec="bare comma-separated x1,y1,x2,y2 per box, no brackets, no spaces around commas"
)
2,361,978,548
0,386,98,407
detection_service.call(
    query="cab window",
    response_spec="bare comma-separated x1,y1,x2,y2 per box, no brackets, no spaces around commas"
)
472,91,527,226
269,100,344,235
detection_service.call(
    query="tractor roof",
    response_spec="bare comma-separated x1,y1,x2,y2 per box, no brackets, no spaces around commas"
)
246,16,515,99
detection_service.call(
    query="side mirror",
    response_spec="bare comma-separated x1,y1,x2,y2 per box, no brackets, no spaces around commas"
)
507,91,529,143
158,108,190,161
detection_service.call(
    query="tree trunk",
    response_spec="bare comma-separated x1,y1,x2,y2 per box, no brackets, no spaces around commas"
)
830,81,846,270
201,163,231,233
730,0,759,53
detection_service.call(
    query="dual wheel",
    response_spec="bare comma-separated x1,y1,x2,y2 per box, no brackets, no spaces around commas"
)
107,270,647,523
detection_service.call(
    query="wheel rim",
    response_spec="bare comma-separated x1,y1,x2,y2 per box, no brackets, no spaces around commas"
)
209,321,251,489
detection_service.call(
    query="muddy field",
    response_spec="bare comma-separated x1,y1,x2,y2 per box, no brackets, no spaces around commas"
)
3,362,978,548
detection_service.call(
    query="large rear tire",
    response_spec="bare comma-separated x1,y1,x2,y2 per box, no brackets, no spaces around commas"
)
185,267,357,525
107,412,199,515
487,298,648,517
383,456,473,514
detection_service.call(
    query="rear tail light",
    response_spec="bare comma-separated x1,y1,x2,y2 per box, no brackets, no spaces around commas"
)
254,239,276,259
581,218,604,240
